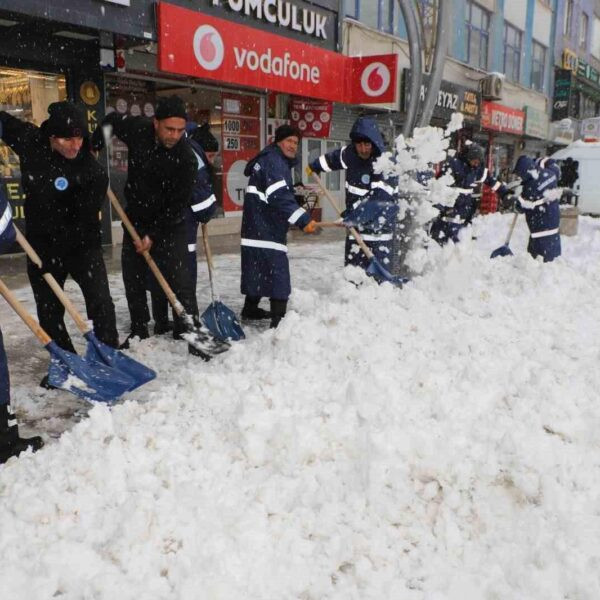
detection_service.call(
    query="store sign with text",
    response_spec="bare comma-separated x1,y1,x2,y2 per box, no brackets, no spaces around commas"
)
481,102,525,135
157,2,397,104
524,106,549,139
402,70,479,122
552,68,572,121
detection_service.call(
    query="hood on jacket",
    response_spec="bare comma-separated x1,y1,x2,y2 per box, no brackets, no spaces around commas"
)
349,117,385,157
514,155,538,181
244,143,297,177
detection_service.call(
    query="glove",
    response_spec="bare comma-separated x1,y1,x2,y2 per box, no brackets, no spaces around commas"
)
305,165,313,177
303,220,319,234
499,194,516,211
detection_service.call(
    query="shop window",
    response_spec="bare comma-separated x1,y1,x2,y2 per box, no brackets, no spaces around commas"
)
466,1,490,70
564,0,573,37
359,0,379,29
503,22,522,82
345,0,359,19
531,41,546,92
0,67,66,229
580,12,589,48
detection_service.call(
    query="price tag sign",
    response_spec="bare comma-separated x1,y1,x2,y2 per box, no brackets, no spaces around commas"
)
224,136,241,151
223,119,241,134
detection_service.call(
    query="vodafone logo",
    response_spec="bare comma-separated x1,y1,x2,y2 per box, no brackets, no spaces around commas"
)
193,25,224,71
360,62,391,97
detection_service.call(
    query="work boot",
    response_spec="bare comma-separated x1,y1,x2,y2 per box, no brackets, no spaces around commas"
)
269,299,288,329
0,404,44,465
119,324,150,349
241,296,271,320
153,320,173,335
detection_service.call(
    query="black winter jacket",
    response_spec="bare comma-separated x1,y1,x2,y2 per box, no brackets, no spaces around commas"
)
0,111,107,254
95,113,197,238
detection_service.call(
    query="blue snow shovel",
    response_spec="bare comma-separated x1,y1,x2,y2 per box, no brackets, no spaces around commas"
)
14,226,156,391
311,173,406,288
0,276,134,403
490,213,519,259
200,224,245,342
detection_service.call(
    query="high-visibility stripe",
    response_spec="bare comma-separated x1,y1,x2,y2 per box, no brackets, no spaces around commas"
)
288,207,306,224
266,179,287,198
441,216,465,224
345,182,369,196
191,194,216,212
241,238,288,253
476,168,488,183
246,185,267,202
530,227,559,239
350,232,393,242
538,157,549,169
491,181,501,191
517,196,546,209
0,203,11,237
537,175,557,191
339,146,348,169
188,243,197,252
319,155,331,172
371,180,397,195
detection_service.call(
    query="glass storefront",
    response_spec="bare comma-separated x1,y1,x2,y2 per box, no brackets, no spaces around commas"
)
103,74,265,223
0,67,67,230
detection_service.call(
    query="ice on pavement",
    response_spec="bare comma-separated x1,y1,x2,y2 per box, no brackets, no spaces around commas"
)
2,210,600,598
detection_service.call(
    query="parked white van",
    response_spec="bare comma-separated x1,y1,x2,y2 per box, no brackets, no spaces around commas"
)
551,140,600,214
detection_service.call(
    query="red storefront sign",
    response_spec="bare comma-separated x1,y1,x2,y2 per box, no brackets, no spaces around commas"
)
221,93,261,213
290,98,332,138
481,101,525,135
157,2,397,105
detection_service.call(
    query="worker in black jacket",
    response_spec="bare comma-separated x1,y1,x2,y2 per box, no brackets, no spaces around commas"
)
92,95,199,348
0,102,118,386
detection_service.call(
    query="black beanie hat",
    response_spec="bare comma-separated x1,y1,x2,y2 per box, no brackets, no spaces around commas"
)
274,124,301,143
44,102,87,138
155,95,187,121
189,123,219,152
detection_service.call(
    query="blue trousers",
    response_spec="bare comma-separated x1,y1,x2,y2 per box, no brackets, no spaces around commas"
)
0,327,9,406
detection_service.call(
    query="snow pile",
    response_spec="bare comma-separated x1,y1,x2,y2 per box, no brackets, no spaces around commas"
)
2,216,600,598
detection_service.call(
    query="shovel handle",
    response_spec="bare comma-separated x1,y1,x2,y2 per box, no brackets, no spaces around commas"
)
314,221,345,228
201,223,216,304
504,212,519,245
310,172,374,260
107,187,184,317
13,226,91,335
0,275,52,345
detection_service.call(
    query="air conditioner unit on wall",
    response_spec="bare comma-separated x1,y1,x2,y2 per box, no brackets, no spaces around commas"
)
481,74,503,100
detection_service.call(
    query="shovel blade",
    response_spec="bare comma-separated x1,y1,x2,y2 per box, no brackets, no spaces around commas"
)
179,313,231,359
46,341,135,403
201,301,245,342
490,245,514,259
84,332,156,392
365,257,408,287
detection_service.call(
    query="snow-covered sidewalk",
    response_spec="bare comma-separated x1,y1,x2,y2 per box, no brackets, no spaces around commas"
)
2,213,600,599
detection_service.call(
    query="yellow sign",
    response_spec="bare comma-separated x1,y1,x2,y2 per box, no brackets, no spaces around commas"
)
80,81,101,106
562,49,578,72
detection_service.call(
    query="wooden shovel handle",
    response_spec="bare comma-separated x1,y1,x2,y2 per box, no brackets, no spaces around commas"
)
0,275,52,345
504,213,519,245
13,225,91,334
106,187,184,317
201,223,214,271
314,221,345,228
310,172,374,260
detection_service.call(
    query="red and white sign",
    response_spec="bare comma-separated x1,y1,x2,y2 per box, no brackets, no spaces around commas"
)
157,2,396,105
289,98,332,138
220,93,261,214
351,55,397,104
481,101,525,135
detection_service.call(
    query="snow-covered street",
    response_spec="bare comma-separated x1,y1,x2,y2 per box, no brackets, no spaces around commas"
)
2,214,600,599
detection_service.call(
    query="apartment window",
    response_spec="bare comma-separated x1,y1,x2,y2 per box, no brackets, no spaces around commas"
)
564,0,573,36
345,0,359,19
593,16,600,58
379,0,394,34
531,41,546,91
581,12,589,47
466,1,490,70
504,22,522,81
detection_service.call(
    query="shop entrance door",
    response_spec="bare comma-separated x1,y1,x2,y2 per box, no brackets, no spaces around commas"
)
301,138,346,221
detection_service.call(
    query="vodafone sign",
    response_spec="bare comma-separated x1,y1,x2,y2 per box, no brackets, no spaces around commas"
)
158,2,397,105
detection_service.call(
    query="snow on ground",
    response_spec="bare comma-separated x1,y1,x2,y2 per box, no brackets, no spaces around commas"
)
2,214,600,599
